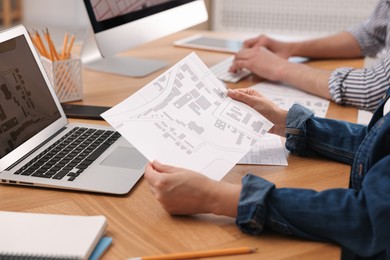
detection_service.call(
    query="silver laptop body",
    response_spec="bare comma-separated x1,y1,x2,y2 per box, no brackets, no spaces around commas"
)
0,25,147,194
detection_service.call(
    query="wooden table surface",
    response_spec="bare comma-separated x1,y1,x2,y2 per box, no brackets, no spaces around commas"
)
1,30,365,259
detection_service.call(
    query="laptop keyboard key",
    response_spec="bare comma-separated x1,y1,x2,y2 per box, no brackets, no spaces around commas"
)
14,127,121,182
52,170,69,180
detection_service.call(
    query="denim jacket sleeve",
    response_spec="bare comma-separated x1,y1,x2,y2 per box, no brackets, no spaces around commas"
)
236,104,390,257
285,104,367,165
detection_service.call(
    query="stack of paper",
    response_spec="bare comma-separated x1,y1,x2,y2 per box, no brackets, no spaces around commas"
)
0,211,110,259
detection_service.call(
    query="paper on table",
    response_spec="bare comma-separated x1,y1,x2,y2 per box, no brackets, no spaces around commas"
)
251,81,330,118
239,133,288,166
102,52,273,180
0,211,107,260
357,109,373,125
238,81,330,166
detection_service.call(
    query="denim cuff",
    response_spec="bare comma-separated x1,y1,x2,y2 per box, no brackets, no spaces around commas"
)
236,174,275,235
286,104,314,130
285,104,314,155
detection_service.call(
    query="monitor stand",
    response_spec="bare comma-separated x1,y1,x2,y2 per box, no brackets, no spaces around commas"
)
80,31,168,77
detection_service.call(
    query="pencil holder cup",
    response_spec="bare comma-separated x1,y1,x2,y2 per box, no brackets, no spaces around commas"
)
41,56,83,103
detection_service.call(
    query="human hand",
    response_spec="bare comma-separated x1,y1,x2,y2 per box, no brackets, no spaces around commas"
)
144,161,241,216
229,47,289,82
227,88,287,137
242,35,293,58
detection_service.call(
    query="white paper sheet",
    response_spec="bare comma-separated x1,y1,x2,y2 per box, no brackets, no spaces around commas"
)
239,133,288,166
102,53,273,180
238,81,330,166
357,109,373,125
251,81,330,118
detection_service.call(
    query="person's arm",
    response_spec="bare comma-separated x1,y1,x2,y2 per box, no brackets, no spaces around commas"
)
237,155,390,257
230,43,390,110
228,90,366,164
284,104,366,164
229,49,333,101
144,104,390,257
328,53,390,112
289,32,362,58
244,32,362,59
243,0,389,59
236,104,390,257
346,0,389,57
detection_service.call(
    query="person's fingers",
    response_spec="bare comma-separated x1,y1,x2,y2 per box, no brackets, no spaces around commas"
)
229,58,252,72
144,162,160,183
229,62,243,73
151,160,178,174
234,49,255,60
227,89,262,108
235,88,262,97
243,35,269,49
243,37,259,48
229,48,258,72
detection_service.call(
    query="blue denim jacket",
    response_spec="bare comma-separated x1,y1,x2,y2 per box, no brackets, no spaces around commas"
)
236,88,390,259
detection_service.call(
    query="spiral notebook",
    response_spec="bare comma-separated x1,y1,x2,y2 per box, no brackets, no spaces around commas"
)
0,211,107,259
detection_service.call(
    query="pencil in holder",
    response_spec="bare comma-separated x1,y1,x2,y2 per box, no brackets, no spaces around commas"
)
41,55,83,103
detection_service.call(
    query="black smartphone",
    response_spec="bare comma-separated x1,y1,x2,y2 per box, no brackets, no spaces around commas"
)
61,103,111,120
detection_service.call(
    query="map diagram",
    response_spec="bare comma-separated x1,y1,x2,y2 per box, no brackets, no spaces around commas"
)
239,133,288,166
236,81,330,166
91,0,173,22
103,53,273,180
0,68,47,157
252,81,330,118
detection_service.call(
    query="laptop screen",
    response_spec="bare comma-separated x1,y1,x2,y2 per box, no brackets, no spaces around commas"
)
0,35,61,159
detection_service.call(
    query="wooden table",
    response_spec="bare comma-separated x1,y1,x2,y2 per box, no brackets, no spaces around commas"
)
1,30,364,259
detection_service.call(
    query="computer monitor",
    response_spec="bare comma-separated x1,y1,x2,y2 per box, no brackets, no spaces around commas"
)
81,0,208,77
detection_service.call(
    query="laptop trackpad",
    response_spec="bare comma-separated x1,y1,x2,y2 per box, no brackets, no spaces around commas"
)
100,147,147,170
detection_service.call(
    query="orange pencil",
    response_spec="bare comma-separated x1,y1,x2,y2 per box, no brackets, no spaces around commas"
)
43,29,54,61
127,247,257,260
30,34,44,56
65,34,75,59
34,30,49,58
61,32,69,60
44,28,59,61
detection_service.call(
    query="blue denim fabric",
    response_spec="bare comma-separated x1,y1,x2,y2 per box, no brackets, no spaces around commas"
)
236,89,390,259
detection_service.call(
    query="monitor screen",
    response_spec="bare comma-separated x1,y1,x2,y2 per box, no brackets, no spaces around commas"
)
86,0,191,25
82,0,208,77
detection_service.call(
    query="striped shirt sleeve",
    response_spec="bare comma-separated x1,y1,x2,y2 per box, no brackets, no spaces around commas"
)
347,0,388,57
328,0,390,111
329,52,390,112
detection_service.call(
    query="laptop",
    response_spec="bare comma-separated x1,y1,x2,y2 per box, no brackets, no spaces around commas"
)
0,25,147,194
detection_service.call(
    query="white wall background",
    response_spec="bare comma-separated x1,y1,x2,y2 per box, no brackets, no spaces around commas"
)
22,0,89,28
22,0,211,43
23,0,211,43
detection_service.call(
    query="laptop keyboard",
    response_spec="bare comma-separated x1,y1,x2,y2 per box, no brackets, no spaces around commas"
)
210,56,251,83
14,127,121,181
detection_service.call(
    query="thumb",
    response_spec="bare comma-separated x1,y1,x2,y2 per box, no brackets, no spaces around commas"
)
151,160,177,174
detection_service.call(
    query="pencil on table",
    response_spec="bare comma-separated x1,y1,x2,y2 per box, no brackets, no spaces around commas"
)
127,247,257,260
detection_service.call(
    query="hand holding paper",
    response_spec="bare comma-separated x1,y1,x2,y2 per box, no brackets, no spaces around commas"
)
102,53,273,180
